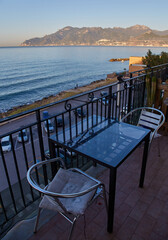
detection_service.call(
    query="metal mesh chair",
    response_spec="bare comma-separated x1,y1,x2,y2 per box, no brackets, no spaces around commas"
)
121,107,165,154
27,157,108,240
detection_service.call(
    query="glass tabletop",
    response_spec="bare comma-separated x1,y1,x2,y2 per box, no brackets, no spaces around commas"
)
50,118,150,168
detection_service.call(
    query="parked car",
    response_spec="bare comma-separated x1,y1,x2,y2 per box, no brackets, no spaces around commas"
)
88,94,98,102
99,91,109,105
44,149,74,167
17,129,29,143
43,111,49,120
89,97,98,102
73,108,86,118
1,136,11,152
43,110,62,127
100,91,108,97
44,119,54,133
56,117,63,127
99,97,109,105
45,148,75,159
59,147,76,157
120,104,133,119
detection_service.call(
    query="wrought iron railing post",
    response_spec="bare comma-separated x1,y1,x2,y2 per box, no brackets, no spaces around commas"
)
166,65,168,80
151,67,154,78
142,75,146,107
36,109,45,160
0,142,18,213
36,109,48,185
128,73,133,113
108,86,112,119
160,66,166,84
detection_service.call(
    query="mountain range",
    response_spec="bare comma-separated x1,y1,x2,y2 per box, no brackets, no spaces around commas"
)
21,25,168,47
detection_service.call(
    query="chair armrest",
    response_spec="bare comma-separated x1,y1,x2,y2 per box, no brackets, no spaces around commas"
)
27,157,66,193
27,162,102,199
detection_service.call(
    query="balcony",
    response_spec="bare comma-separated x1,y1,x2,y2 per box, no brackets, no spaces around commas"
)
3,134,168,240
1,64,168,239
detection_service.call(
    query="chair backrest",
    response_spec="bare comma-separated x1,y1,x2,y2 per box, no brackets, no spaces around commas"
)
121,107,165,143
138,109,162,130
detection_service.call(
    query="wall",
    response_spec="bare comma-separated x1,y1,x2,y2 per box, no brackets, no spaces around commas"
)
129,56,146,72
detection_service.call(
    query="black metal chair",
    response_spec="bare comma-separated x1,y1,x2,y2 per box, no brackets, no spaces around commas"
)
27,157,108,240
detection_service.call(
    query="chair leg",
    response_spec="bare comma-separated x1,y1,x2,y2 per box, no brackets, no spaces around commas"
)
68,217,77,240
34,208,42,233
102,185,108,215
157,136,161,157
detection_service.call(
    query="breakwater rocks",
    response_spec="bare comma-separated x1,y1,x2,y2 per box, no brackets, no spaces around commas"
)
109,58,129,62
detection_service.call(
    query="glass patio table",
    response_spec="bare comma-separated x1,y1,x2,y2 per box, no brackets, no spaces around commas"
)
49,118,151,233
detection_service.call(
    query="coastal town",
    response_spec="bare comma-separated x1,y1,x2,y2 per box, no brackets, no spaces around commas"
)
21,25,168,47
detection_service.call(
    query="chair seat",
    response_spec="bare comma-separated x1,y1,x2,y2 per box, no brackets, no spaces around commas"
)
40,168,96,216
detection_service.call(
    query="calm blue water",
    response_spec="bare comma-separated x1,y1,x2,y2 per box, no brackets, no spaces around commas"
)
0,46,167,112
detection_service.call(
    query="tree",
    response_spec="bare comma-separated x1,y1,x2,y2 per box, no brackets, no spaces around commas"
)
142,50,167,107
142,50,168,107
142,50,168,67
160,51,168,64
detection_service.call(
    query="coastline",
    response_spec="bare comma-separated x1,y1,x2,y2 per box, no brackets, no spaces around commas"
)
0,75,118,118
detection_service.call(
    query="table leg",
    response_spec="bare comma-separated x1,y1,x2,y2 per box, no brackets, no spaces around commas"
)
139,133,150,188
107,167,117,233
49,139,56,158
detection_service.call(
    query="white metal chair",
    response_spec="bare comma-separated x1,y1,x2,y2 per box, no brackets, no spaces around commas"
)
121,107,165,154
27,157,108,240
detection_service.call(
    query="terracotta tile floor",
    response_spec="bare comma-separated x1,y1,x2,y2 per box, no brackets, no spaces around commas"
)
29,134,168,240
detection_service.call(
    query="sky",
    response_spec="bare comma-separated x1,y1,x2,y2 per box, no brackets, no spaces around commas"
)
0,0,168,46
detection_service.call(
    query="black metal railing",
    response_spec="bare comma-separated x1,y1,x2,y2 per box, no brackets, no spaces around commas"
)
0,63,168,235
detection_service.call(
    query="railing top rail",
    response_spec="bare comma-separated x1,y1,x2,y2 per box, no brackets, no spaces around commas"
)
129,62,168,74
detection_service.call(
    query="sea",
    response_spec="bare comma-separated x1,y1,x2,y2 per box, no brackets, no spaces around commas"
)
0,46,167,113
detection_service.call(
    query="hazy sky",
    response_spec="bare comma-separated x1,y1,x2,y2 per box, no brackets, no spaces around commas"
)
0,0,168,46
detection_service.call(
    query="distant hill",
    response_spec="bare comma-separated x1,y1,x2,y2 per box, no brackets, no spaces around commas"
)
21,25,168,47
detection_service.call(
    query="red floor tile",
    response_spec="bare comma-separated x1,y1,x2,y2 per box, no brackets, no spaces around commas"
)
27,136,168,240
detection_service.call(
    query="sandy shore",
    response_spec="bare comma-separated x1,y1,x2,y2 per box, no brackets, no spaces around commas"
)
0,75,118,119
